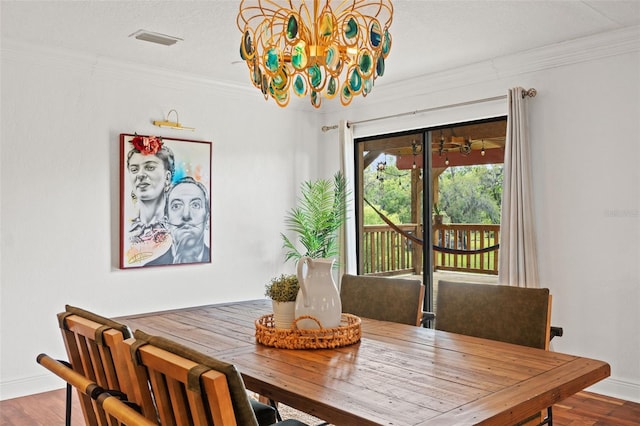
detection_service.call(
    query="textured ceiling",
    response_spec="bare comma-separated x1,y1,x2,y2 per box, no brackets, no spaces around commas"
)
2,1,639,90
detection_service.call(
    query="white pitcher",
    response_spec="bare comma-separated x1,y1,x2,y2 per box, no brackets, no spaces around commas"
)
294,257,342,329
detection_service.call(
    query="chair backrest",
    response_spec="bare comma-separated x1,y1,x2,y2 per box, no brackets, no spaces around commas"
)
57,305,155,423
125,329,260,426
434,281,551,349
37,353,156,426
340,274,425,326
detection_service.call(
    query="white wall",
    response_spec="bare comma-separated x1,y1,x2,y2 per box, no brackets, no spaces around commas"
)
321,28,640,403
2,26,639,404
0,41,321,399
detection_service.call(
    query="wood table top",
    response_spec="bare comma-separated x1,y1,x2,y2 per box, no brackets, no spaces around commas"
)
118,299,610,426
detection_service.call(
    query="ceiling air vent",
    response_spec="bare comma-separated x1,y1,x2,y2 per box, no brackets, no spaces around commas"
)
129,30,182,46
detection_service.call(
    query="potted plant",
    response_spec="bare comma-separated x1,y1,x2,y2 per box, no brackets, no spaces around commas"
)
433,203,444,225
281,172,348,263
280,172,349,329
265,274,300,329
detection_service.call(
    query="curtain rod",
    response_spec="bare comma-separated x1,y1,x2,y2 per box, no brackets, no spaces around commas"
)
321,88,537,132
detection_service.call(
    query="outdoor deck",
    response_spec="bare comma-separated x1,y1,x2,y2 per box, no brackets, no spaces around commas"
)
433,269,498,285
363,223,501,276
362,223,501,312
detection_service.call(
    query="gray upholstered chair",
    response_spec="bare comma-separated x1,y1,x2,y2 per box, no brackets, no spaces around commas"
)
430,280,562,425
125,329,309,426
340,274,425,326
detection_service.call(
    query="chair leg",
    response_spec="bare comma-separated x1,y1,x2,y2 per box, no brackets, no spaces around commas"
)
538,406,552,426
269,399,283,422
546,406,553,426
65,383,72,426
58,359,73,426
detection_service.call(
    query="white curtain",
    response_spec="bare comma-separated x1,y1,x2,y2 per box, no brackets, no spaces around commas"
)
338,120,357,278
498,87,539,287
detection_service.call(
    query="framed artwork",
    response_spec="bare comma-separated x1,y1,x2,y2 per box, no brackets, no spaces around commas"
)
119,133,212,268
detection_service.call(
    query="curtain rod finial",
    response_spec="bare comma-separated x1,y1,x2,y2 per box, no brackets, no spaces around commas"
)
522,88,537,98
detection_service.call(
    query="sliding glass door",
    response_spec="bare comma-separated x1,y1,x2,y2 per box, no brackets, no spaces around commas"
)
353,117,506,315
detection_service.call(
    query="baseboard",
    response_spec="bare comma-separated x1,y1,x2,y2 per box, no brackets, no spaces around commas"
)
0,373,64,401
586,377,640,404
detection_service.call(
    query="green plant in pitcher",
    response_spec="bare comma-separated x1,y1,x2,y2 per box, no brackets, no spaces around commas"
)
281,172,348,263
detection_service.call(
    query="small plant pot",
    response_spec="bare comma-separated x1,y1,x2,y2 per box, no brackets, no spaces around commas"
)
272,300,296,329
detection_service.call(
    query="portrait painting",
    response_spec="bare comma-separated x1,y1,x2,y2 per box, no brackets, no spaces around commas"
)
119,133,212,268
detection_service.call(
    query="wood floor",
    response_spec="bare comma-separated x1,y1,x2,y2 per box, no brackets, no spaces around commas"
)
1,388,638,425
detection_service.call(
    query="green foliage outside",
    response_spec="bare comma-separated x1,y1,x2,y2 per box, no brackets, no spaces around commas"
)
438,165,502,224
364,159,502,225
362,155,502,275
363,160,413,223
363,205,401,225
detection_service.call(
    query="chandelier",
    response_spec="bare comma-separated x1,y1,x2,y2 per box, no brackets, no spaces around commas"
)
237,0,393,108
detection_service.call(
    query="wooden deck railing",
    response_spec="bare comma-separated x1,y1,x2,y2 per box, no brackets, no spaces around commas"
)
362,224,421,275
362,223,500,275
433,224,499,275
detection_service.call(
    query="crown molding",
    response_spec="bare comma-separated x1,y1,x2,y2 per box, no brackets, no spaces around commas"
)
3,25,638,115
492,25,640,78
1,39,254,98
1,38,319,113
332,25,640,113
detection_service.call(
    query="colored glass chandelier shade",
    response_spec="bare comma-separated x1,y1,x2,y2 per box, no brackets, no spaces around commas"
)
237,0,393,108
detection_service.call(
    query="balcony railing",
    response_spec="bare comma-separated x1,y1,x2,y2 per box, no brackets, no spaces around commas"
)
362,223,500,275
433,223,499,275
362,224,421,275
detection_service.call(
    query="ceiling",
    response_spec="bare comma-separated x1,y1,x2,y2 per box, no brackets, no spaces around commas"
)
363,118,508,170
2,1,639,97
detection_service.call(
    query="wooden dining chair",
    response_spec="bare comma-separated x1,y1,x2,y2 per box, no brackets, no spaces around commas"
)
37,353,156,426
430,280,562,425
57,305,154,425
340,274,425,326
124,329,309,426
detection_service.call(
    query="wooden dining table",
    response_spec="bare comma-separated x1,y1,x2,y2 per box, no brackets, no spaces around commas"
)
118,299,610,426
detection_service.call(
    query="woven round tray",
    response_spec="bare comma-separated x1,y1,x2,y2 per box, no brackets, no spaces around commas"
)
255,313,361,349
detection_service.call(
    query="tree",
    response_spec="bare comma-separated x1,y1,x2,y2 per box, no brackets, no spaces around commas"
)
363,204,402,225
363,159,412,224
362,157,503,226
438,165,501,224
